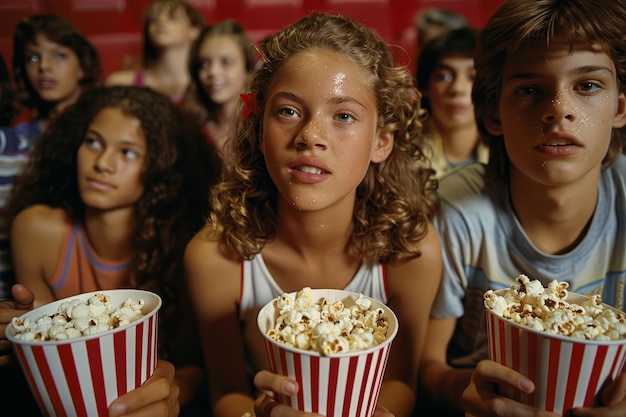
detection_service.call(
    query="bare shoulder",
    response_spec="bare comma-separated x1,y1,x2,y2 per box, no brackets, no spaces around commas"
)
184,226,242,309
385,222,442,298
12,205,71,242
105,69,136,86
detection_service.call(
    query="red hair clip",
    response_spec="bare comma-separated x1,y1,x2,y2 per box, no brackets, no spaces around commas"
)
240,92,260,119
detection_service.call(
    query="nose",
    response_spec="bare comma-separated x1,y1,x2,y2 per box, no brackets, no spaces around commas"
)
542,89,576,124
38,53,50,72
95,150,115,173
449,74,472,95
294,117,328,151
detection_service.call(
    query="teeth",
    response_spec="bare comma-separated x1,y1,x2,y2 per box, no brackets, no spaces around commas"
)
297,166,323,174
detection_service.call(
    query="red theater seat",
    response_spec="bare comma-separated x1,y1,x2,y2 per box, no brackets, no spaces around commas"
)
131,0,219,24
47,0,140,35
0,0,47,38
219,0,308,34
318,0,392,40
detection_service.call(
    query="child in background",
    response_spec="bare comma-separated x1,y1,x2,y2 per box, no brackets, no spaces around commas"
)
413,8,467,53
0,86,221,416
184,12,442,417
416,27,487,178
418,0,626,416
106,0,203,104
12,14,101,142
183,20,256,157
0,53,29,302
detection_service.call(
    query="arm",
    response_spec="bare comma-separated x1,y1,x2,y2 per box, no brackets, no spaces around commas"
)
184,228,254,417
11,205,68,306
378,222,443,417
105,70,135,87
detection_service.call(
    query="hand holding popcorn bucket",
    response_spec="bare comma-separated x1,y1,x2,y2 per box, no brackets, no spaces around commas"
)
257,288,398,417
5,289,161,417
484,275,626,416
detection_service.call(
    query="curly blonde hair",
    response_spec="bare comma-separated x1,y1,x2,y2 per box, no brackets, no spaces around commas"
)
208,12,435,266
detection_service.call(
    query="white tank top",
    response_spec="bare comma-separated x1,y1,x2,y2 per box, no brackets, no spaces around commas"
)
239,254,388,374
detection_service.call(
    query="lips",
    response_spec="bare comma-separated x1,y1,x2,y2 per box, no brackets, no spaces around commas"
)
535,131,581,148
292,165,326,175
38,78,56,89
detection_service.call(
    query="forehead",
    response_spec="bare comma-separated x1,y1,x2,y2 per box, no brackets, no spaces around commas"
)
199,35,240,54
506,38,614,72
277,48,373,84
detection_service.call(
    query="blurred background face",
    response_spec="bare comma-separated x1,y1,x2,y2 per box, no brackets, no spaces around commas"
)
147,5,197,48
427,54,475,132
197,34,248,105
24,33,84,107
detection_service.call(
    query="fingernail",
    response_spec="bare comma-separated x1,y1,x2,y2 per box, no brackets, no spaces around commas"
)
109,403,127,416
284,381,297,395
519,377,534,393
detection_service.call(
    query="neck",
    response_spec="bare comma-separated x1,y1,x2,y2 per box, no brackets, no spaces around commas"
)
438,124,480,163
84,207,136,260
151,46,192,81
272,196,354,260
509,167,600,254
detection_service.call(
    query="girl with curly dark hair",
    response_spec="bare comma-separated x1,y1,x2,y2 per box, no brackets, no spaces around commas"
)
0,85,220,416
184,12,442,417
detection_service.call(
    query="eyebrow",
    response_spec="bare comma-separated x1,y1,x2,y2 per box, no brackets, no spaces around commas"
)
85,129,146,150
270,91,368,110
504,65,614,82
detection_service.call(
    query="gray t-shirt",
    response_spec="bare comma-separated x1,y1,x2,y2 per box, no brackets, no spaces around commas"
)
432,157,626,367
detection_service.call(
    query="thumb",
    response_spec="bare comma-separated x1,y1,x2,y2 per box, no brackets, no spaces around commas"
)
11,284,34,310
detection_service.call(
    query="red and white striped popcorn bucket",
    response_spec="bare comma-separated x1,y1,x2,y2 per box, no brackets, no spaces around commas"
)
257,289,398,417
485,291,626,416
5,289,161,417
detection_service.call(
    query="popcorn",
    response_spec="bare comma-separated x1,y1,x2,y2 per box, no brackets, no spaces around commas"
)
12,293,146,342
265,287,389,355
484,274,626,341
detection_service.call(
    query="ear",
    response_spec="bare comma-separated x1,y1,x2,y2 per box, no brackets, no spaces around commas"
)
484,114,503,136
613,91,626,129
371,129,394,163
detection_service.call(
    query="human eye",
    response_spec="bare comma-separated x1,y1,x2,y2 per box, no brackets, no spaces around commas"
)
221,57,233,68
83,136,102,150
334,112,356,123
55,52,68,61
122,148,140,160
278,106,299,119
25,53,39,63
433,69,454,83
577,81,601,93
199,59,211,71
514,85,539,97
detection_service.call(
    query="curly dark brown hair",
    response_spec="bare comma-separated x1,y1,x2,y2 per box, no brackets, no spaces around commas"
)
209,12,436,266
12,14,101,118
4,85,220,361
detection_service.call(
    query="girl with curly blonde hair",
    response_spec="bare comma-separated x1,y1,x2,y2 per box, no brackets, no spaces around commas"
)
184,12,442,417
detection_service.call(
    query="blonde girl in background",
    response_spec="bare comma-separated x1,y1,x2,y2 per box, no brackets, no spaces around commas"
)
184,12,442,417
183,20,257,158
